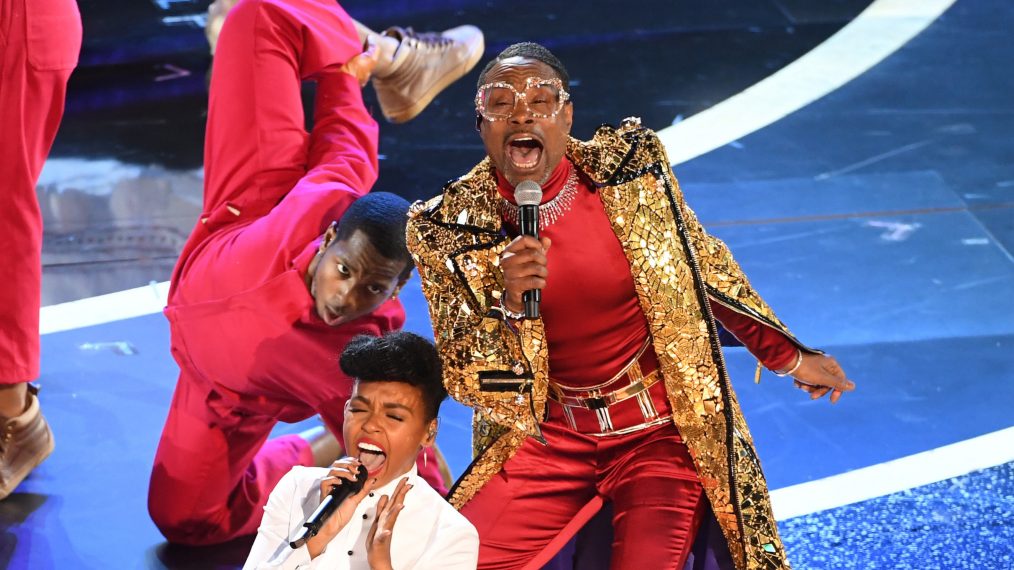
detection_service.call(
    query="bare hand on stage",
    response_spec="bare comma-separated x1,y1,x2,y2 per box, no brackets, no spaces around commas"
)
306,457,377,558
788,353,855,404
340,35,380,87
500,235,552,314
366,477,412,570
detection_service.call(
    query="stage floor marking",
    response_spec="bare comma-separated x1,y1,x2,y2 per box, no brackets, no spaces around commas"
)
658,0,957,166
771,426,1014,519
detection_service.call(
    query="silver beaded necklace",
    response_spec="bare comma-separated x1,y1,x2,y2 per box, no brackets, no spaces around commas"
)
499,167,579,229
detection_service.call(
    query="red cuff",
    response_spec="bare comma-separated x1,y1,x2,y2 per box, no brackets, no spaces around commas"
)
709,301,797,370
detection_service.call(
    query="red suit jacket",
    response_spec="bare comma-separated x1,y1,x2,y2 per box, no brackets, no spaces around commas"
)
164,70,404,435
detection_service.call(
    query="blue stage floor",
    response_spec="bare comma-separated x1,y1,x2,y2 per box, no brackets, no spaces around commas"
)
4,0,1012,568
780,461,1014,569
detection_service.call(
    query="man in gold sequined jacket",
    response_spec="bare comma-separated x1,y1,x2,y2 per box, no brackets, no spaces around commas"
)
406,42,855,570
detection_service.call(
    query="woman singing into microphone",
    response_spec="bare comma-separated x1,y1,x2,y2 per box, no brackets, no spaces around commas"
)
244,332,478,569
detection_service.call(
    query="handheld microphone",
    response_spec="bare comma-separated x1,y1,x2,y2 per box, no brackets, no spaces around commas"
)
289,463,369,549
514,180,543,319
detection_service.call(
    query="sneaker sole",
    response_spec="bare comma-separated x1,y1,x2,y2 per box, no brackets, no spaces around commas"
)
383,36,486,124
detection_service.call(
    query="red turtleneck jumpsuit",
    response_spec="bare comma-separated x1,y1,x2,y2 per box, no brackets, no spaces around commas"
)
460,158,797,569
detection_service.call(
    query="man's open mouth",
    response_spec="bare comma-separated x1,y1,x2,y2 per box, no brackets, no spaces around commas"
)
507,136,543,170
322,306,345,326
357,441,387,475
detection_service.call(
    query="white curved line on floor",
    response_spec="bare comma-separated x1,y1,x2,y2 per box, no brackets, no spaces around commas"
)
771,426,1014,519
39,281,171,335
660,0,956,166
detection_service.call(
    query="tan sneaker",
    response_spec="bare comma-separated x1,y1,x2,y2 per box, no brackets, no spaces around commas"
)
0,384,55,500
372,25,485,123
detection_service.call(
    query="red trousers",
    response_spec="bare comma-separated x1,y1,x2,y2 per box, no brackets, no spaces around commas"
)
0,0,81,383
462,412,707,570
149,371,317,543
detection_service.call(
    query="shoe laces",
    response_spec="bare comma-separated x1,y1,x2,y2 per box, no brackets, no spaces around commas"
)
0,423,11,455
399,27,454,51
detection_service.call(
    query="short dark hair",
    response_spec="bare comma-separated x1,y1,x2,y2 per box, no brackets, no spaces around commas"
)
477,42,570,91
339,331,447,421
336,192,413,279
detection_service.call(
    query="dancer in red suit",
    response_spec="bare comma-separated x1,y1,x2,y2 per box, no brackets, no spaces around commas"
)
147,0,479,545
0,0,82,499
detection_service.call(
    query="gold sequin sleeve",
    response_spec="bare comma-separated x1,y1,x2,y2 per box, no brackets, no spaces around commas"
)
405,197,546,448
638,132,801,341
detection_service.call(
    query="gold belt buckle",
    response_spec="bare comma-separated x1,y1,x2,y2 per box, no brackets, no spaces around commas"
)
593,395,615,433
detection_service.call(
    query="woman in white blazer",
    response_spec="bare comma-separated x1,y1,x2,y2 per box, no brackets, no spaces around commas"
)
245,331,478,570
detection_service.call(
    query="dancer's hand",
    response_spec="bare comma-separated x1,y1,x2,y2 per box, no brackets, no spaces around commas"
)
341,35,379,87
500,235,552,315
788,353,855,404
366,477,412,570
306,457,377,558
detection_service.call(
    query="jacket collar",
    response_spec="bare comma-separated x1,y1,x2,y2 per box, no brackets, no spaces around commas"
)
426,127,633,235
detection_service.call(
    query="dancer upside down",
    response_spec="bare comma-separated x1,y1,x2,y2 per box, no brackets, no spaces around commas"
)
148,0,483,545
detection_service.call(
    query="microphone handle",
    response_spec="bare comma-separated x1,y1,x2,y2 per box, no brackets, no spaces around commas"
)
523,290,540,319
289,492,339,549
518,204,541,319
289,464,368,549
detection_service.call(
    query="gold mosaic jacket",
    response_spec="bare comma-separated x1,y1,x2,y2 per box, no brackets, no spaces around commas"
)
407,119,815,570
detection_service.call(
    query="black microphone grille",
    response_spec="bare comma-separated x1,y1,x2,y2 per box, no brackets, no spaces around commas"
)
514,180,543,207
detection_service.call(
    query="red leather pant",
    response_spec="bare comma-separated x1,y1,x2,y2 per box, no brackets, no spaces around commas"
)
462,411,707,570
